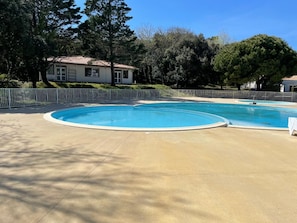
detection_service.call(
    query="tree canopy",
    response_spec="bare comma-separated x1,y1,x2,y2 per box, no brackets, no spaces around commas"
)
1,1,297,90
135,28,223,88
0,0,81,87
84,0,136,86
0,0,29,79
214,34,297,90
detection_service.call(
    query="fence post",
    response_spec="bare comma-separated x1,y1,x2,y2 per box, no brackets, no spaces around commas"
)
8,88,11,109
35,89,38,104
56,88,59,104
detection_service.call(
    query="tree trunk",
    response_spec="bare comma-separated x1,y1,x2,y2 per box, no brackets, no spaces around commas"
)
32,80,37,88
40,69,53,87
144,66,150,84
31,70,38,88
256,80,261,91
27,66,38,88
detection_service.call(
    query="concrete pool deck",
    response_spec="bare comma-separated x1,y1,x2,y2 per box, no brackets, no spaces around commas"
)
1,99,297,223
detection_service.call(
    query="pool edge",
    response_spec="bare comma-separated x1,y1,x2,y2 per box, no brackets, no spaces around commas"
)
43,111,228,132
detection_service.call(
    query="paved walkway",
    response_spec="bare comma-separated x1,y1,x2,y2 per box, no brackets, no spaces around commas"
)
1,102,297,223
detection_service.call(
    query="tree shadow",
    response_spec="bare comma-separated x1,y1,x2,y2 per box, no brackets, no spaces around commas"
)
0,110,221,223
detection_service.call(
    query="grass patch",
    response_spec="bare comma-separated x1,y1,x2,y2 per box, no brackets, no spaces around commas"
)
33,81,171,90
0,74,21,88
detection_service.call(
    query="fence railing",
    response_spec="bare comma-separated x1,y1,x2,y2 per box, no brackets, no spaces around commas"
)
1,88,296,109
175,89,297,101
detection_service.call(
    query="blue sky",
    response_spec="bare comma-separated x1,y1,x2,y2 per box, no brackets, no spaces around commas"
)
75,0,297,50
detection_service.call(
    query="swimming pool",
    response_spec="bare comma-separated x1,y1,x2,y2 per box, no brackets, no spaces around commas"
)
45,102,297,131
45,105,228,131
140,102,297,129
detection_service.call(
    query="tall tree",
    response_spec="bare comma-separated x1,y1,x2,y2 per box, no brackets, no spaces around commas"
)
85,0,135,86
1,0,82,86
245,35,297,90
0,0,29,79
24,0,81,87
214,34,297,90
205,36,225,88
144,28,215,88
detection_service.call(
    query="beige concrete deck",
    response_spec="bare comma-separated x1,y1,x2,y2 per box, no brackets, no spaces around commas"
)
1,100,297,223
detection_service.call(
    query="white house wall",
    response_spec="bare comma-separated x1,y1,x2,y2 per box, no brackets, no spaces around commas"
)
241,81,257,90
282,80,297,92
121,70,133,84
67,64,112,83
47,63,133,84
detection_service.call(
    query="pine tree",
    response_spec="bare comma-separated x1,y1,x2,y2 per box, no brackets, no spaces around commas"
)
0,0,29,79
25,0,81,87
85,0,135,86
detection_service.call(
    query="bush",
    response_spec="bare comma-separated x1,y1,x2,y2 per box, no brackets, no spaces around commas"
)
0,74,20,87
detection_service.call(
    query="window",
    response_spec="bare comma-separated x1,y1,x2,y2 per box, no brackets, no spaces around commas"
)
85,67,99,77
123,70,129,79
114,70,122,84
56,66,67,81
85,68,91,77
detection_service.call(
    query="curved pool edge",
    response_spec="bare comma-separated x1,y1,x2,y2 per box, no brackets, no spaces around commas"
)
44,102,296,132
43,110,228,132
44,111,288,131
227,124,288,131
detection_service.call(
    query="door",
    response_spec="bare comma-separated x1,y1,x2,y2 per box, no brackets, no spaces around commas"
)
56,66,67,81
114,70,122,84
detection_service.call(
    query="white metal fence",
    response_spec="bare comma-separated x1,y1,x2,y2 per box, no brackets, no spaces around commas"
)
176,89,297,101
0,88,296,109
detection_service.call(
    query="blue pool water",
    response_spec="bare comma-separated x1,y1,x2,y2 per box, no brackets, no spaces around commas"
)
47,102,297,130
139,102,297,129
49,105,227,130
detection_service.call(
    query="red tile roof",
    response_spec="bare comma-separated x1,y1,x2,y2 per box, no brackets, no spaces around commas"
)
48,56,137,70
283,75,297,81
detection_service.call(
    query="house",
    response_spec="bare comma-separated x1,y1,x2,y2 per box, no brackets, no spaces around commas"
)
241,81,258,90
280,75,297,92
46,56,137,84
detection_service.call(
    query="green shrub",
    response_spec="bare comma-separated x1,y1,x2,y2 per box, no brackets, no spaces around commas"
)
0,74,20,87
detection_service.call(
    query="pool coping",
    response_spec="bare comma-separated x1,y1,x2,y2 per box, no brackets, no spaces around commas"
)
43,100,296,132
228,124,288,131
43,110,228,132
